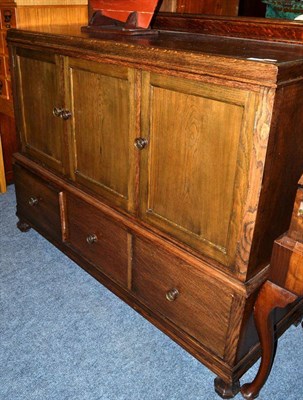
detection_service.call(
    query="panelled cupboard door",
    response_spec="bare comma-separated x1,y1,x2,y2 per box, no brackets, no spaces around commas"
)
15,48,67,174
139,72,257,268
66,58,137,213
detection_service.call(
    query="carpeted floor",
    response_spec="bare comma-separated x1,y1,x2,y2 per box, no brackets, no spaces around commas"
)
0,185,302,400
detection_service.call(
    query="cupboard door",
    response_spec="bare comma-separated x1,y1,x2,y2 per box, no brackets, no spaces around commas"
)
67,58,137,213
139,72,256,268
15,48,67,174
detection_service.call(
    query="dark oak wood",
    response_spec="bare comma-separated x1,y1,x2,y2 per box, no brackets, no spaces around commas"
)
0,113,17,183
8,18,303,399
132,236,234,357
246,80,303,279
0,2,17,185
12,152,303,397
66,194,130,286
14,164,62,242
214,377,240,399
153,13,303,43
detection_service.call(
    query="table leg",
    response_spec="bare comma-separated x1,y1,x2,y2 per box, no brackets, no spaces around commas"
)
241,280,297,399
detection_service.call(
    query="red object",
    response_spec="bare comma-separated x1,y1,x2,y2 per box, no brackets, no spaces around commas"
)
89,0,159,28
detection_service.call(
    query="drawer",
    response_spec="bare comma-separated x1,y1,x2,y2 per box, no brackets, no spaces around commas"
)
66,195,129,286
1,8,16,30
132,238,234,358
14,164,62,242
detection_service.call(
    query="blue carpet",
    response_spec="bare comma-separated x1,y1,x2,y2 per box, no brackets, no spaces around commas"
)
0,185,302,400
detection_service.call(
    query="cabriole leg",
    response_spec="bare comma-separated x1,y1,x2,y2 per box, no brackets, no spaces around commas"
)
241,281,297,399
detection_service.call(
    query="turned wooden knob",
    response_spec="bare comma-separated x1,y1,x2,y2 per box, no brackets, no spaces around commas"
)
134,137,148,150
53,107,63,118
166,288,179,302
86,234,98,244
53,107,72,120
61,109,72,120
28,196,39,207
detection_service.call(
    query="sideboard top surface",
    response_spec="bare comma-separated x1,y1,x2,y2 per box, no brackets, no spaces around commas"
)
7,22,303,87
8,23,303,62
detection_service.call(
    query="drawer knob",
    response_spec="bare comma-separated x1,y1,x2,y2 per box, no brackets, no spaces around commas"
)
86,234,98,245
28,196,39,207
166,288,179,302
134,137,148,150
53,107,63,118
53,107,72,120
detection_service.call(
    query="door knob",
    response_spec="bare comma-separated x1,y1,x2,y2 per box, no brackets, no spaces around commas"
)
61,109,72,120
53,107,72,120
134,137,148,150
53,107,63,118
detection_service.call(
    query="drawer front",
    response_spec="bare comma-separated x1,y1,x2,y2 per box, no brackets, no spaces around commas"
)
132,238,233,357
14,164,62,241
66,195,129,286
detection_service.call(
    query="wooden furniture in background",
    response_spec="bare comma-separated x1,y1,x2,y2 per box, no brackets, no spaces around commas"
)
87,0,159,29
0,1,16,185
241,176,303,399
153,12,303,42
159,0,240,15
0,0,87,186
239,0,266,17
8,14,303,399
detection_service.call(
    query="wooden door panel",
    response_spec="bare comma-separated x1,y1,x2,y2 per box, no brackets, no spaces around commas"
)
15,48,65,173
140,73,256,267
67,58,137,212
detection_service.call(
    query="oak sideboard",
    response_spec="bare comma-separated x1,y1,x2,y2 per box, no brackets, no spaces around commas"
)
7,14,303,399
